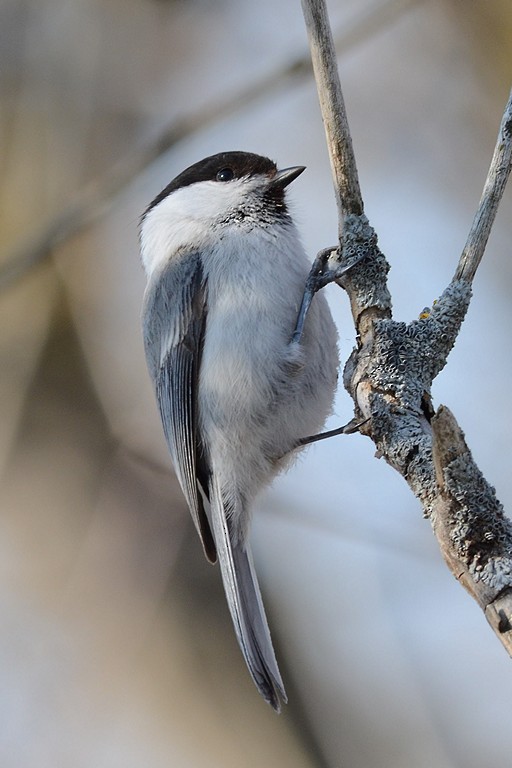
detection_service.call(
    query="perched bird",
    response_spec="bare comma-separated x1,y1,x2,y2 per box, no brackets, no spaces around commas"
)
140,151,338,710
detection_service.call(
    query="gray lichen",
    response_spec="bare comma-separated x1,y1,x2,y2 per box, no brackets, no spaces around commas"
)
340,214,391,311
368,393,437,509
408,280,472,379
366,279,472,412
369,320,429,410
443,453,512,591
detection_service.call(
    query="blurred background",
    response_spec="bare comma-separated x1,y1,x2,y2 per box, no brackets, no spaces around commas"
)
1,0,512,765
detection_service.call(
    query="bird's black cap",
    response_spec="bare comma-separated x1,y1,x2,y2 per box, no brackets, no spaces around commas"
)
143,151,302,218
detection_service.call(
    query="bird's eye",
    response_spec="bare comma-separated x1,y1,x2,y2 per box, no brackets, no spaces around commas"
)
216,167,235,182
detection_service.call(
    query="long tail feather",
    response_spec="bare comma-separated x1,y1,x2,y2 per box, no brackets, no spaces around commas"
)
209,476,286,711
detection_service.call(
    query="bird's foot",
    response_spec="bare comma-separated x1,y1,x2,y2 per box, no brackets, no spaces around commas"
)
292,246,363,344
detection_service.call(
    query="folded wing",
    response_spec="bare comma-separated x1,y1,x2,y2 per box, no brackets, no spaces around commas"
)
142,253,216,562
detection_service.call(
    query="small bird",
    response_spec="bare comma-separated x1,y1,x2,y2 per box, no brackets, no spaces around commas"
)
140,151,338,710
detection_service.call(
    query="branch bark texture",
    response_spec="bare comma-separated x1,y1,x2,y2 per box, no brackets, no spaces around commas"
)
302,0,512,656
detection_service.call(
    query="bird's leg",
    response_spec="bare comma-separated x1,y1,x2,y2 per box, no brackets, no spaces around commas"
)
287,244,367,456
292,247,336,344
291,246,363,344
276,418,369,462
295,417,369,448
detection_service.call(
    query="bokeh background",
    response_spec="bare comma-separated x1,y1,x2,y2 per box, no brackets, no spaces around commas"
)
1,0,512,765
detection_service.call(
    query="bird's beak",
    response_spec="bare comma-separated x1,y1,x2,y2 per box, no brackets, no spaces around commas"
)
269,166,306,190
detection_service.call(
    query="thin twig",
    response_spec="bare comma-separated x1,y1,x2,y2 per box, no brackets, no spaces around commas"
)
301,0,364,224
455,88,512,283
301,0,512,657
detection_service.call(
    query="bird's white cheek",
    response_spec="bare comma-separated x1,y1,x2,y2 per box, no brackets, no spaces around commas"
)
140,213,210,276
140,178,262,275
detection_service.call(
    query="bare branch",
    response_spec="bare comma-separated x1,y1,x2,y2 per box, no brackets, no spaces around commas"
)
455,88,512,283
301,0,363,223
301,0,512,656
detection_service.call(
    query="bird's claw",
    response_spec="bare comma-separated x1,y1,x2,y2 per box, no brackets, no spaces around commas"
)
292,245,364,344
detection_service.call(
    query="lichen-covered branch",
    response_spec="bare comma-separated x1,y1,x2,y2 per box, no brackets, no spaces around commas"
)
302,0,512,656
431,407,512,654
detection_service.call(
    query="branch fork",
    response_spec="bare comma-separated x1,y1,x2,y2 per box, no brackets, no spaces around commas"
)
302,0,512,654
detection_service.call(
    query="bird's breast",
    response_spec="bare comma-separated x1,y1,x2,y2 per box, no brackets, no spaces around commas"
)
198,228,308,420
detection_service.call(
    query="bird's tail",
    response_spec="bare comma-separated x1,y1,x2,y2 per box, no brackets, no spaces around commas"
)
209,476,286,711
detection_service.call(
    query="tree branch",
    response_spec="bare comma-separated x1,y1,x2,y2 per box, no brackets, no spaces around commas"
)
301,0,363,222
431,406,512,654
302,0,512,656
455,89,512,283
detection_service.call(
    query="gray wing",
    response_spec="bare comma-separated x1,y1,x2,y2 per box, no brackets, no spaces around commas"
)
142,253,216,563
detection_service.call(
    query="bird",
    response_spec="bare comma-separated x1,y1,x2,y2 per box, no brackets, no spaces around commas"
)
140,151,339,710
